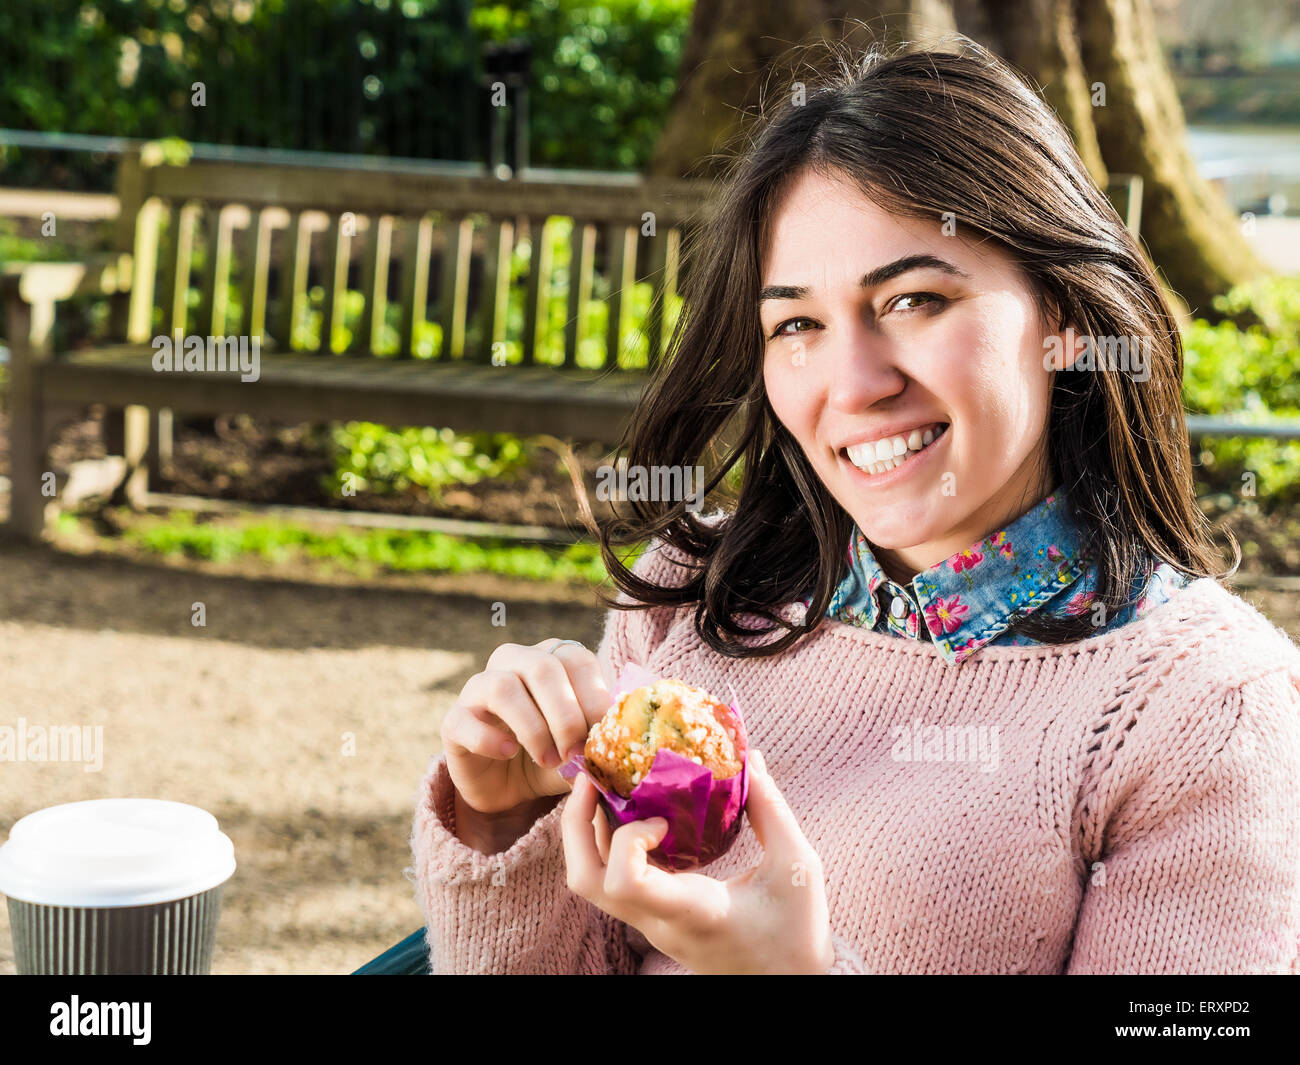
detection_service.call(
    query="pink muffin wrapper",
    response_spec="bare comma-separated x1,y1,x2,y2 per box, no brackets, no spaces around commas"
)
558,661,750,872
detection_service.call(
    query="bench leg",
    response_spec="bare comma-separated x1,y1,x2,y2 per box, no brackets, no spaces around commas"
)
148,408,173,483
106,404,151,508
4,294,53,542
6,358,51,542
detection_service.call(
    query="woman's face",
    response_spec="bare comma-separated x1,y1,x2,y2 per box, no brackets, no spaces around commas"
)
760,167,1065,581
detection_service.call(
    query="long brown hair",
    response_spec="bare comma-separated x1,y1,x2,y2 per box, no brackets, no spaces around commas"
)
576,35,1237,659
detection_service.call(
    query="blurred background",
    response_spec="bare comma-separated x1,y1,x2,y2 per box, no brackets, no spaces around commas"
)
0,0,1298,974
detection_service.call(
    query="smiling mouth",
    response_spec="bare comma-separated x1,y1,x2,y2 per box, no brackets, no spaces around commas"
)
840,422,949,476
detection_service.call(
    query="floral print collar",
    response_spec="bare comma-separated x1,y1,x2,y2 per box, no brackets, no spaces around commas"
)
819,487,1183,666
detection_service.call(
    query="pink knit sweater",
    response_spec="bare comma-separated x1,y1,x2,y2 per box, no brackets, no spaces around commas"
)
408,538,1300,974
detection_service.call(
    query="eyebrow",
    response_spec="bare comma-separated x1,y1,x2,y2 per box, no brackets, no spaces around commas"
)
758,253,973,306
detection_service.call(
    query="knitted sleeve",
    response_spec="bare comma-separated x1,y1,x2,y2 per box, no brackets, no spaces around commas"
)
408,754,641,973
826,932,871,974
1066,668,1300,974
406,536,696,974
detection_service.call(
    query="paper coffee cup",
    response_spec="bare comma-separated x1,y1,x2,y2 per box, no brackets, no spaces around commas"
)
0,798,236,975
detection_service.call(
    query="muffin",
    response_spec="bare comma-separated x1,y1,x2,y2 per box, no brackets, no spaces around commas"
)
583,677,743,799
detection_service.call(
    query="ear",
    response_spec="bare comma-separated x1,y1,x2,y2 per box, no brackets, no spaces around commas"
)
1042,316,1084,373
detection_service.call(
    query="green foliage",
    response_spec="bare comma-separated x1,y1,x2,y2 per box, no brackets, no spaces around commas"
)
1,0,693,189
104,507,623,583
0,216,78,262
0,0,478,189
1183,274,1300,503
471,0,693,171
325,422,530,500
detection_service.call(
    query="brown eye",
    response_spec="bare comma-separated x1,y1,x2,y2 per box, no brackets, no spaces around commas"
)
890,292,944,313
769,317,816,340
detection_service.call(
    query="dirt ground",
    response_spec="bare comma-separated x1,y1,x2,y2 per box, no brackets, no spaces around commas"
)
0,536,607,975
4,532,1300,977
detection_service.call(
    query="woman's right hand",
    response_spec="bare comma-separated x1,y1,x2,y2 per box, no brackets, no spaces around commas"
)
442,638,614,815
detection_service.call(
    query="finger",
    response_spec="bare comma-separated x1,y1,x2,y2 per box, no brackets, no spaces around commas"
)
593,802,612,866
442,705,519,760
519,652,596,765
484,641,524,673
547,642,614,732
561,774,607,900
460,670,557,769
601,818,687,919
745,749,815,869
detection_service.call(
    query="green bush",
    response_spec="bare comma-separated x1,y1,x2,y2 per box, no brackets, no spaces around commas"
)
472,0,693,172
324,422,530,500
0,0,478,190
0,216,82,262
1182,274,1300,503
103,507,623,583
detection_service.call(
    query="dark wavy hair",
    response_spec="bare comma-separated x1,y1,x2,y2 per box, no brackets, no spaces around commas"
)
575,35,1237,659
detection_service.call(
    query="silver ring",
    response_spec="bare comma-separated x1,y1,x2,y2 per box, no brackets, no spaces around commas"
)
548,639,584,655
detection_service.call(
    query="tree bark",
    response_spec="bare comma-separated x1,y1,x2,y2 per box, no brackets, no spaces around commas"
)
648,0,1267,320
1070,0,1264,318
645,1,916,180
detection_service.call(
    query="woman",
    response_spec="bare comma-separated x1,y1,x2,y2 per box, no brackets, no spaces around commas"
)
409,39,1300,974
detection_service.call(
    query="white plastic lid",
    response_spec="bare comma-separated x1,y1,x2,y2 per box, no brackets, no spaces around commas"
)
0,798,236,908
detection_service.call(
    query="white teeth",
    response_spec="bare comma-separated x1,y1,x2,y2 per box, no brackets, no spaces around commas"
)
845,422,946,474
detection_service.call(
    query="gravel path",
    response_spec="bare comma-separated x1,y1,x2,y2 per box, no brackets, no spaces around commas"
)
0,537,606,975
2,535,1297,975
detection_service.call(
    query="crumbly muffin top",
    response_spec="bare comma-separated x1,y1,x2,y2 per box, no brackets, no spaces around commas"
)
585,677,741,795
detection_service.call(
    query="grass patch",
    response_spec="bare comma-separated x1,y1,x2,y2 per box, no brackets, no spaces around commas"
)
58,508,644,585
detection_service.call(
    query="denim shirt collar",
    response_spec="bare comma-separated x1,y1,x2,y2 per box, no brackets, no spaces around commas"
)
827,487,1092,666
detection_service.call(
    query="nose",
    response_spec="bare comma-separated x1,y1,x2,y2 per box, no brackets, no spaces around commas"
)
823,324,906,413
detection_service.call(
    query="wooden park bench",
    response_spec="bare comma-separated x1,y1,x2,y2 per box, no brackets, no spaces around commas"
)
2,146,712,541
9,156,1288,549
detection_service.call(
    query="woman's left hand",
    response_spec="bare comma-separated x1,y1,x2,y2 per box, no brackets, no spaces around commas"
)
560,748,836,974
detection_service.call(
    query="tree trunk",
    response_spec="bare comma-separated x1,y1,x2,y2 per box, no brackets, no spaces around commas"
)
648,0,1267,322
1070,0,1264,319
645,0,916,180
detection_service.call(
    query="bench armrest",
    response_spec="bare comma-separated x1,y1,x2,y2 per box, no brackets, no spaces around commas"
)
0,254,133,306
1,254,133,363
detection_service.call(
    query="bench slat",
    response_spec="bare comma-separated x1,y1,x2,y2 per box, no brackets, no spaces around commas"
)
239,207,273,340
127,198,163,344
356,213,393,356
605,221,638,370
521,215,552,366
399,213,433,358
564,220,596,368
140,160,712,225
42,348,645,440
274,210,313,351
320,212,352,354
436,213,473,361
197,204,236,336
159,201,200,340
476,215,513,364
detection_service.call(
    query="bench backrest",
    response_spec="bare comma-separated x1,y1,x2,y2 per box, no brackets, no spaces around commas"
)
112,150,714,371
109,150,1144,372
